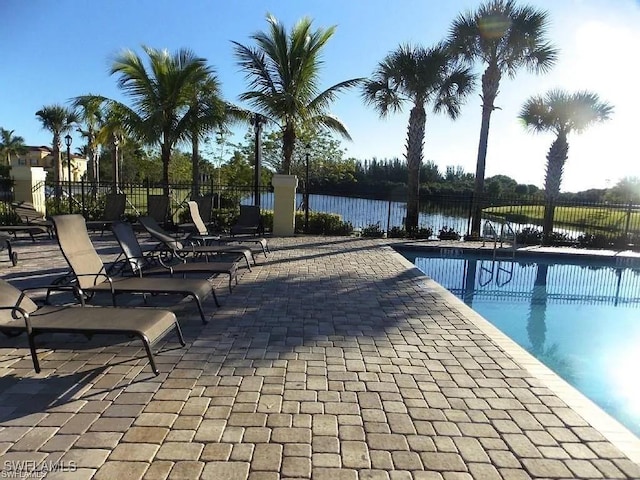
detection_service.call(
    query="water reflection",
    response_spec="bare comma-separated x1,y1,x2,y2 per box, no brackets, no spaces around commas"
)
527,264,548,355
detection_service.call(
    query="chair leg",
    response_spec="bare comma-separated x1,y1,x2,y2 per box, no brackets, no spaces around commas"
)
174,320,186,346
242,253,252,271
27,333,41,373
193,295,209,324
139,334,159,375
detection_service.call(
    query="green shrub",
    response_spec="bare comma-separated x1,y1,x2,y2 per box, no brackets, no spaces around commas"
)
577,233,610,249
390,226,434,239
437,226,460,240
361,223,384,238
295,211,353,235
411,227,433,239
516,227,543,245
387,226,407,238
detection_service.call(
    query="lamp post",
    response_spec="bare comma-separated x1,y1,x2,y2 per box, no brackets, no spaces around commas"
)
252,114,265,207
112,135,120,193
64,134,72,213
304,143,310,233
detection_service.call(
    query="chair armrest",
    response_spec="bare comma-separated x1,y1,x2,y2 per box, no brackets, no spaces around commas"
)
0,305,32,332
21,284,85,307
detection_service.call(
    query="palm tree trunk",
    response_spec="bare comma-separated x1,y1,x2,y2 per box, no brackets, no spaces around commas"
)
161,134,171,196
470,64,501,237
405,104,426,231
282,123,295,175
191,132,200,198
542,133,568,244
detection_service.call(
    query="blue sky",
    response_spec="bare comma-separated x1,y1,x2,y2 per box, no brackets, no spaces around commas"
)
1,0,638,192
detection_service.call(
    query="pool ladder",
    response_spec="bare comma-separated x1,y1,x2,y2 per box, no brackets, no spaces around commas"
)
479,220,517,286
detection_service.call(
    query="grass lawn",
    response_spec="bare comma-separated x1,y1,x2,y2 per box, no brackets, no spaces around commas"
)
484,204,640,234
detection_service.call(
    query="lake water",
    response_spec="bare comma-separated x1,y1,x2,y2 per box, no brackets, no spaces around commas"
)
244,192,470,234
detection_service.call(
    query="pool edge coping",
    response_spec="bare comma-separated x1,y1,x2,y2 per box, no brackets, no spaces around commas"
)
386,245,640,466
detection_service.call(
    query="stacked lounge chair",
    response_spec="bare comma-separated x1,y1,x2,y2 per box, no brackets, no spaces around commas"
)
51,214,217,323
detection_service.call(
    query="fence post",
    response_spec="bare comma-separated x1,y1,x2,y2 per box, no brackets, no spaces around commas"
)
81,179,85,217
386,198,392,234
624,200,633,238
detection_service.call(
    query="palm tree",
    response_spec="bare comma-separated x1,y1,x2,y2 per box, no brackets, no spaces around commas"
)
108,46,214,193
184,76,249,197
35,105,79,193
519,89,613,242
72,95,104,192
447,0,558,237
233,14,362,174
0,128,27,166
94,103,130,192
362,44,474,231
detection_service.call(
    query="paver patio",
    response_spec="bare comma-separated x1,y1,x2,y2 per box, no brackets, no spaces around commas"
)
0,234,639,479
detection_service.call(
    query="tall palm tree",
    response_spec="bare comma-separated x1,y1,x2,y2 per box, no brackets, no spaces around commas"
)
72,95,104,191
108,46,214,193
35,105,79,193
94,103,131,192
233,14,362,174
184,76,249,197
362,44,474,231
0,128,27,166
447,0,558,237
519,89,613,241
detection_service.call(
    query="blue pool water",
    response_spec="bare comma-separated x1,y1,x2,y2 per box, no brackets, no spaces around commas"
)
401,248,640,438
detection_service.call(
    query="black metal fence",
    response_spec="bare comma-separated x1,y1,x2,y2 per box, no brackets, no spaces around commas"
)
2,179,639,246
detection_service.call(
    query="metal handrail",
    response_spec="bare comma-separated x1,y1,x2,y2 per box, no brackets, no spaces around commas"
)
482,220,498,249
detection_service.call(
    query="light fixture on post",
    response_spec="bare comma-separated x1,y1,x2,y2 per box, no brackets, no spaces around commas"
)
64,134,72,213
112,135,120,193
304,143,311,233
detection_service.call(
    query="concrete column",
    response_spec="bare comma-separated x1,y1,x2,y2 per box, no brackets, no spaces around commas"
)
11,166,47,215
271,174,298,236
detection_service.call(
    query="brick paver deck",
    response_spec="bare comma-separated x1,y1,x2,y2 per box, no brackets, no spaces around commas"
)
1,234,639,479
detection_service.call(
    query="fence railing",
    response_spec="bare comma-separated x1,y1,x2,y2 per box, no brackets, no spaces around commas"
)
2,180,639,245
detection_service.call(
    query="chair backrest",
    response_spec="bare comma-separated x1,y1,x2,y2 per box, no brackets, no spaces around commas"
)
111,222,147,276
147,195,170,224
236,205,261,227
0,279,38,327
12,202,46,224
195,194,214,223
187,201,208,235
138,216,185,252
103,194,127,221
230,205,262,234
51,215,108,289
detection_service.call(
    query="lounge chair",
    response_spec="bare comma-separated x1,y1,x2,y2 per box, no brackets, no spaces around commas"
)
111,221,240,292
147,194,170,226
196,194,216,224
0,202,53,241
187,201,269,257
51,214,217,324
0,278,185,375
137,216,256,270
231,205,264,236
85,193,126,236
177,194,216,234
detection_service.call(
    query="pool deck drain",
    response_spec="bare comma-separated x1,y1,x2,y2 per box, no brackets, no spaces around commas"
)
0,234,639,479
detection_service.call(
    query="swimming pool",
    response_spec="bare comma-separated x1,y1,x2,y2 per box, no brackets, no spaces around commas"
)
400,248,640,438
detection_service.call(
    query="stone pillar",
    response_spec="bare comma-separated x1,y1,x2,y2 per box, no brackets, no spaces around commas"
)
271,174,298,236
11,166,47,215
